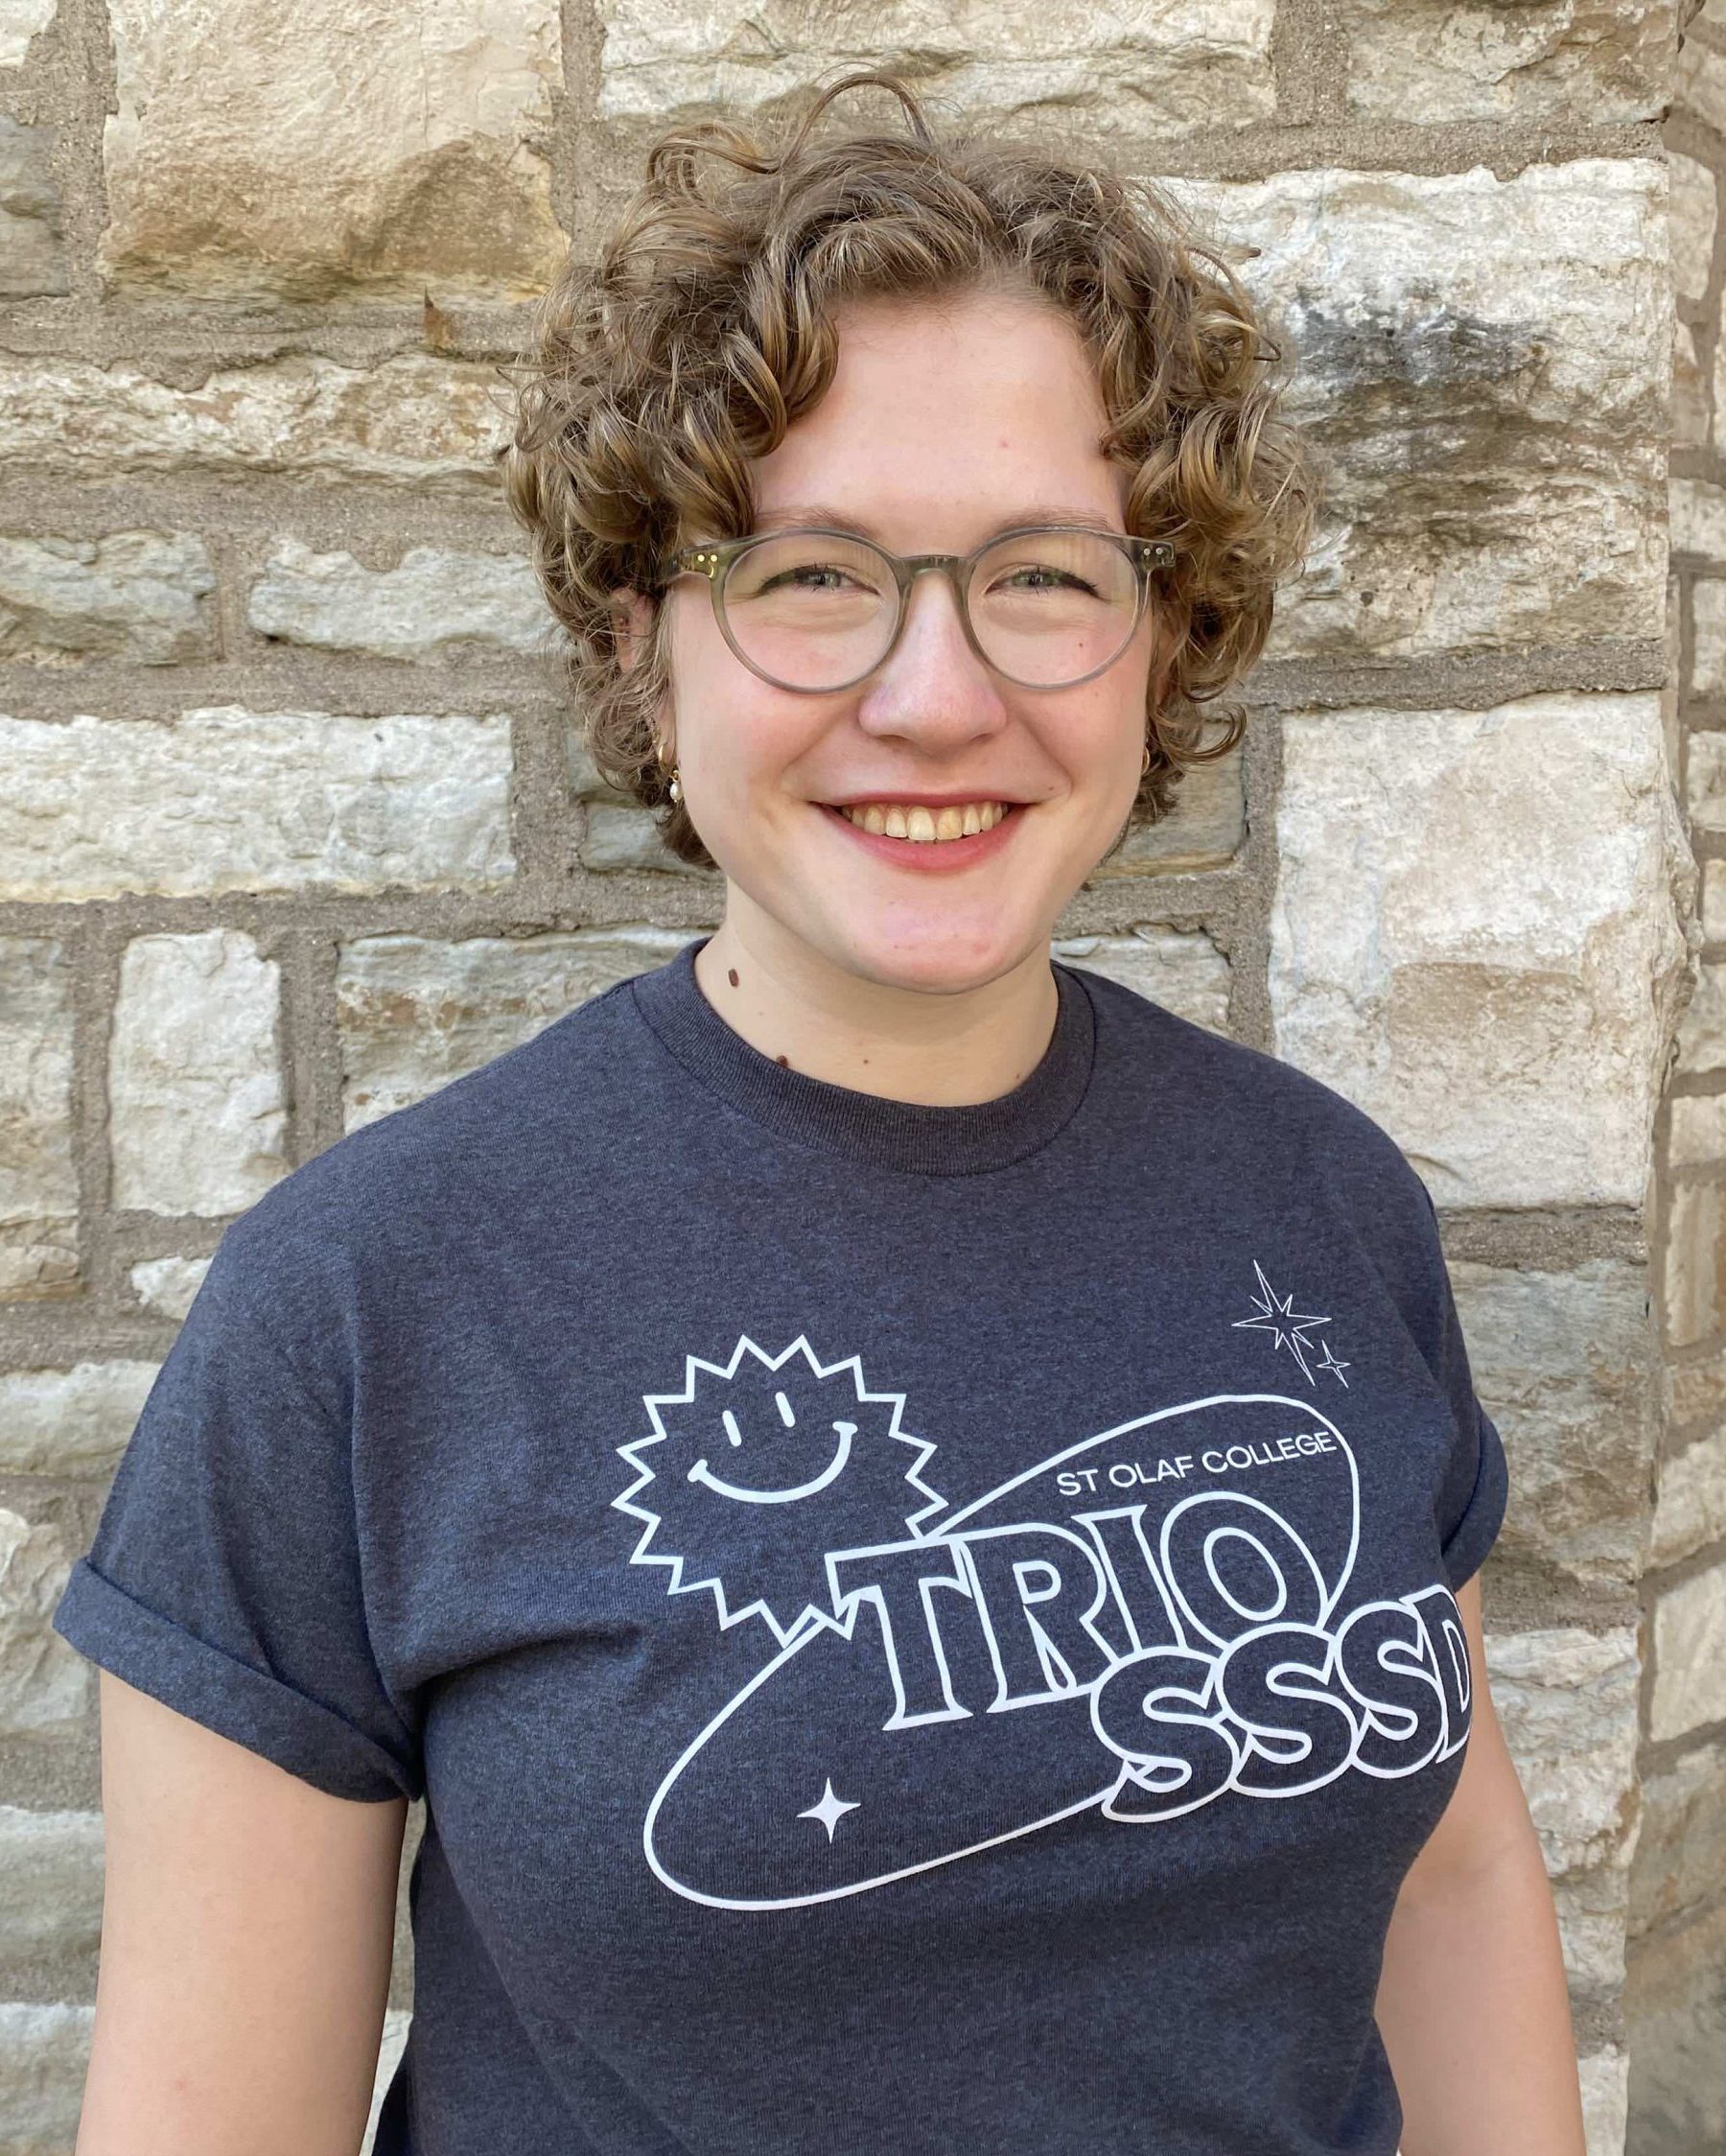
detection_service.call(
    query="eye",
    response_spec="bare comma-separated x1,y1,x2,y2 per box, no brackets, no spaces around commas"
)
758,561,865,594
991,562,1103,598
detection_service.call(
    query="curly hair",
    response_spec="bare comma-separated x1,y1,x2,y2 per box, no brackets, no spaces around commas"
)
497,70,1318,872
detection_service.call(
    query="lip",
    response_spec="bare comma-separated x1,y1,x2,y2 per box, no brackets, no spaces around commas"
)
821,789,1030,809
818,800,1026,872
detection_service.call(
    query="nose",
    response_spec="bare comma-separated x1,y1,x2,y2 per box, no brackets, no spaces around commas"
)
851,564,1010,752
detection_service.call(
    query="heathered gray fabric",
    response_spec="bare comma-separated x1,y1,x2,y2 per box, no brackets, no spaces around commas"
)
54,932,1508,2154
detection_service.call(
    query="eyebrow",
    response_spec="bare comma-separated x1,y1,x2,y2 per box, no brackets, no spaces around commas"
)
752,502,1127,541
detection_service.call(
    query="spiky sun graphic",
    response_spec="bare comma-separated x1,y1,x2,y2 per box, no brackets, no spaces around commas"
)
613,1334,947,1648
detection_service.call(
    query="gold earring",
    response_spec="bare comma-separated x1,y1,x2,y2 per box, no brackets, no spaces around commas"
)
654,736,682,806
668,766,683,806
1140,740,1152,777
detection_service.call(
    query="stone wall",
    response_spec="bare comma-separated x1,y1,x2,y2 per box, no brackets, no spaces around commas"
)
0,0,1706,2151
1630,3,1726,2146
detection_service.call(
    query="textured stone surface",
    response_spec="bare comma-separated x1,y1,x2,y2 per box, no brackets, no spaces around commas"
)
0,1806,102,1971
1670,151,1719,313
0,709,515,902
99,0,565,303
1579,2046,1629,2156
577,803,725,879
1052,928,1231,1033
0,529,216,667
1676,318,1708,447
1630,1735,1726,1933
1672,474,1726,563
1084,751,1247,879
337,925,700,1128
0,1362,157,1478
0,354,506,491
1668,1090,1726,1164
1668,1340,1726,1427
1699,859,1726,940
1662,1179,1726,1350
1624,1899,1726,2155
1677,29,1726,135
0,0,57,68
109,931,286,1218
0,2002,91,2151
1489,1627,1640,1879
128,1254,210,1321
596,0,1274,136
0,939,77,1302
0,1511,85,1740
0,115,66,300
1649,1564,1726,1741
1672,954,1726,1073
248,539,551,659
1340,0,1671,122
1271,694,1690,1208
1691,579,1726,695
1451,1257,1658,1588
1651,1427,1726,1565
1686,727,1726,832
1172,163,1667,665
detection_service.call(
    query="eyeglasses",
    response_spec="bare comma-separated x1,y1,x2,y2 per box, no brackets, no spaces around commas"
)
659,524,1177,693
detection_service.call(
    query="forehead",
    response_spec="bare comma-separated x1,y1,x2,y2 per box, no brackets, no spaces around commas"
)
749,292,1126,543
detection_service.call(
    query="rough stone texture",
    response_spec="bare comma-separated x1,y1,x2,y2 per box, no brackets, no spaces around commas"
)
0,1363,157,1478
0,1806,102,1979
1649,1563,1726,1741
1623,1898,1726,2154
108,931,286,1218
1671,474,1726,563
337,925,699,1128
1630,1736,1726,1934
0,0,57,68
1672,954,1726,1073
1668,1090,1726,1164
1488,1629,1641,1977
0,530,216,668
1686,726,1726,834
1650,1425,1726,1565
1692,578,1726,694
99,0,566,304
0,115,66,300
1450,1257,1659,1589
1677,27,1726,134
0,2002,91,2154
128,1254,210,1322
1172,164,1668,666
1580,2048,1630,2156
1670,151,1719,313
1668,1339,1726,1428
576,803,726,879
0,354,507,492
0,1512,85,1742
1675,317,1708,447
1340,0,1672,123
595,0,1275,137
1085,750,1247,879
247,539,552,659
1271,693,1691,1209
0,940,76,1303
0,709,515,902
1052,928,1231,1033
1662,1179,1726,1350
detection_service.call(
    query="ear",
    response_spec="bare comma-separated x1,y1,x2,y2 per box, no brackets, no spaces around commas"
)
609,589,657,678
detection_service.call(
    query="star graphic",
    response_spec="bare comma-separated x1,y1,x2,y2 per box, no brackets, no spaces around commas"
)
1314,1339,1351,1388
797,1777,861,1842
1231,1259,1331,1385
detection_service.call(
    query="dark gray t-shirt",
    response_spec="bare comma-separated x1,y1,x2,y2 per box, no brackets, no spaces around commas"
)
54,933,1508,2155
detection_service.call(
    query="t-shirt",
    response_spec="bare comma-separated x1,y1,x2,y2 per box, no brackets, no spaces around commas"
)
53,930,1510,2156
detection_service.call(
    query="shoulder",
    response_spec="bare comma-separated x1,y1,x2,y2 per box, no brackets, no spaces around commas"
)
1062,957,1436,1236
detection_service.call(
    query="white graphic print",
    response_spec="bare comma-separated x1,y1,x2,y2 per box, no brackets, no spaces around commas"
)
1232,1258,1346,1387
613,1331,1471,1912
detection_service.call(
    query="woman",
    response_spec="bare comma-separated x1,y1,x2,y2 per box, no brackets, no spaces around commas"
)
54,70,1585,2156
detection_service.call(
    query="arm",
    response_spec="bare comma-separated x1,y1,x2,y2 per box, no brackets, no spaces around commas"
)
75,1670,408,2156
1374,1574,1587,2156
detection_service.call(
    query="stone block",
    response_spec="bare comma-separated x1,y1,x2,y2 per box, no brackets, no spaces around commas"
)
1650,1426,1726,1566
1487,1626,1640,1880
1271,693,1690,1208
1624,1898,1726,2153
1649,1561,1726,1740
1667,1091,1726,1165
0,2002,92,2152
0,529,216,667
0,1362,158,1478
1629,1733,1726,1933
0,1509,86,1740
0,1804,103,1973
109,931,286,1218
1171,163,1667,665
1340,0,1671,124
0,938,77,1301
1051,927,1231,1034
596,0,1274,138
99,0,565,302
337,925,701,1128
1691,579,1726,696
0,708,515,902
1662,1179,1726,1350
128,1254,211,1322
0,0,58,68
577,802,723,879
1672,953,1726,1074
248,539,553,659
1668,149,1718,311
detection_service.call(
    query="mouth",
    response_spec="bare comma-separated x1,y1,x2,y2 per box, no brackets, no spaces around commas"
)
816,796,1027,871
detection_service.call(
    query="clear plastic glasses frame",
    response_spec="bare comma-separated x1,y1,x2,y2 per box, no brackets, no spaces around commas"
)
659,524,1178,693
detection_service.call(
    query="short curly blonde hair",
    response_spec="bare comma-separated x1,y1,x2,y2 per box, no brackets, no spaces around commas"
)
498,70,1318,871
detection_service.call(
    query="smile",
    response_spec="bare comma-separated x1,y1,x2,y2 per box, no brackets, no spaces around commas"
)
819,799,1025,870
687,1420,856,1504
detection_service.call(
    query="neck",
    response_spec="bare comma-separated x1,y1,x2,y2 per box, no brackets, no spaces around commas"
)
692,893,1061,1108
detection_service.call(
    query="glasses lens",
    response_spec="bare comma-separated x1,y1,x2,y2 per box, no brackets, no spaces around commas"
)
720,532,898,690
968,529,1141,687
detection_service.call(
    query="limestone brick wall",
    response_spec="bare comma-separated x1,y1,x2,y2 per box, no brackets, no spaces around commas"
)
0,1,1707,2152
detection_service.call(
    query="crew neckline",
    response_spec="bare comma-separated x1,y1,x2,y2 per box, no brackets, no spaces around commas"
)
628,934,1098,1176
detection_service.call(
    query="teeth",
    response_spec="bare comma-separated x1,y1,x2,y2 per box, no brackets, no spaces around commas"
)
837,801,1010,841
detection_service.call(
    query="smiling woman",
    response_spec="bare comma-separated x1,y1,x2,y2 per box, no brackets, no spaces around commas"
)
52,62,1581,2156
